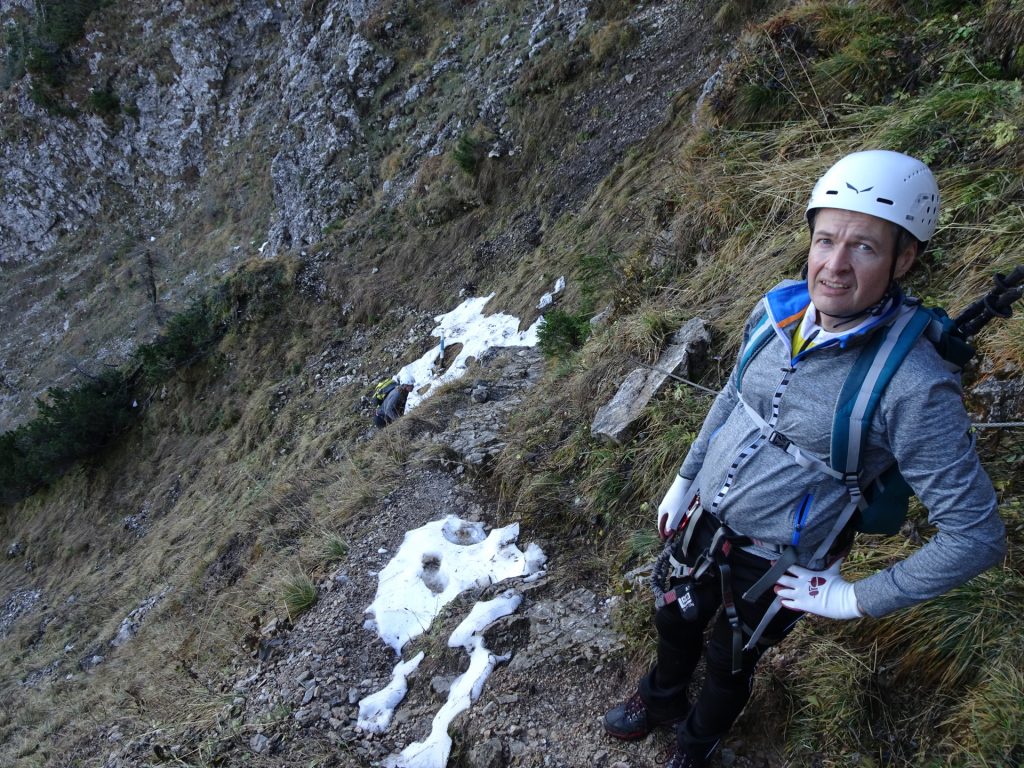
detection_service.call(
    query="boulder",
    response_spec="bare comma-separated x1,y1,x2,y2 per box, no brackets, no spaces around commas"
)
971,376,1024,424
590,318,710,445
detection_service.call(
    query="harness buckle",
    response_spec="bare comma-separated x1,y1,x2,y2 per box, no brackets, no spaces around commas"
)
768,430,792,451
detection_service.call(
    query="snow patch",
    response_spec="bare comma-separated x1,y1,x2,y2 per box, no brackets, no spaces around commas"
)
384,281,566,411
359,516,546,765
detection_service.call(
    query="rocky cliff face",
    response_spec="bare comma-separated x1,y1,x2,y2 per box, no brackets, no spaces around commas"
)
0,0,599,263
0,0,725,431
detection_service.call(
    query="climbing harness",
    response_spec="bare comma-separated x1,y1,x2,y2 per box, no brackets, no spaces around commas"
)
651,499,791,674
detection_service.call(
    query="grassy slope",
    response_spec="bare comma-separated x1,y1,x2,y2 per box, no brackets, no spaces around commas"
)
1,0,1022,766
0,0,708,762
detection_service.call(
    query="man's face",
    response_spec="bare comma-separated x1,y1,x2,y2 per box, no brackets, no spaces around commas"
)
807,208,916,331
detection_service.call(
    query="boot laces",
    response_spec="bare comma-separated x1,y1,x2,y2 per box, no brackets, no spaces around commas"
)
666,747,701,768
624,692,646,719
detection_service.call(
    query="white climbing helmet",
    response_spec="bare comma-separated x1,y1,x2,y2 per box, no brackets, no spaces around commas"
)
806,150,940,243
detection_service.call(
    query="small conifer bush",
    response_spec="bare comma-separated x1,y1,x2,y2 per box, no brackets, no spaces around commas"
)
537,309,591,358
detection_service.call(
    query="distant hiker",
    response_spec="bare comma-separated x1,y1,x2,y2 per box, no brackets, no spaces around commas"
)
374,375,415,428
371,376,399,407
603,151,1007,768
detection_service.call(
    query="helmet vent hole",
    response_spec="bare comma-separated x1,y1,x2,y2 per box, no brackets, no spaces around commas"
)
876,197,894,205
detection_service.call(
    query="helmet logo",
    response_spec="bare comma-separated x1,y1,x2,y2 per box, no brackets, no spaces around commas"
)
845,182,874,194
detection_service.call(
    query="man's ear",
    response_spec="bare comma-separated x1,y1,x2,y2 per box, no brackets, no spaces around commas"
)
894,241,918,280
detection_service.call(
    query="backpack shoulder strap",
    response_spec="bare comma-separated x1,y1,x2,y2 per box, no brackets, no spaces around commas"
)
831,305,931,476
794,306,929,565
736,312,774,393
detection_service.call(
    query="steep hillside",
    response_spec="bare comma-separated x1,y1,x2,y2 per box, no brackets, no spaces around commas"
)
2,0,1023,767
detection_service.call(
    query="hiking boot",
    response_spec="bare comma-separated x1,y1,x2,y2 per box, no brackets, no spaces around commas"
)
603,692,683,741
665,745,706,768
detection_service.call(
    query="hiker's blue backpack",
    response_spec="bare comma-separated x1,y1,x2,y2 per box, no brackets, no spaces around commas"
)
737,301,974,536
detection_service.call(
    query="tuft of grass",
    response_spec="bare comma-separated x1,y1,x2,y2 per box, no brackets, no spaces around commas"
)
714,0,769,31
318,531,349,564
281,572,317,620
782,630,875,760
611,305,685,364
627,389,708,489
608,579,658,665
982,0,1024,78
588,21,639,66
510,470,574,525
854,563,1024,691
588,0,639,22
942,647,1024,767
311,428,411,524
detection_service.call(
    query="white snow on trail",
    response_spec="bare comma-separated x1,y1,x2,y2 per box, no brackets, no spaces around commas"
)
393,281,563,411
359,285,559,766
360,517,546,767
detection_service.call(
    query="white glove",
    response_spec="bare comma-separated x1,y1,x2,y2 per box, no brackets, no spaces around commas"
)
775,560,863,620
657,475,692,539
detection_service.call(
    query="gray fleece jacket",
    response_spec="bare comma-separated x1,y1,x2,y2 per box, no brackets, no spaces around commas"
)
679,281,1006,618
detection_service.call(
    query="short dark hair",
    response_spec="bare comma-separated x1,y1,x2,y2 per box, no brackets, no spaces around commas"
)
894,226,919,257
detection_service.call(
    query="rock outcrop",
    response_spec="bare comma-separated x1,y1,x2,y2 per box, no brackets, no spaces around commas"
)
591,317,711,445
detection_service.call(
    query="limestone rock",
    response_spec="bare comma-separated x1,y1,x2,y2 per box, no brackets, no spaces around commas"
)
467,737,506,768
591,318,711,445
972,376,1024,424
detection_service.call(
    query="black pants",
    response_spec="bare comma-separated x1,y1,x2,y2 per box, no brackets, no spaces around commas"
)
639,513,803,760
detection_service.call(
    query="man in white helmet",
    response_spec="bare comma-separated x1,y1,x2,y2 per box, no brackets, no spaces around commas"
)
603,150,1005,768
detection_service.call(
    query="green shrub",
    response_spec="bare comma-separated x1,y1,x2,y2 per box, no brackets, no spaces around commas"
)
35,0,106,49
537,309,591,358
16,0,109,102
0,259,293,502
87,85,119,116
453,132,486,176
0,369,136,500
136,299,223,384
